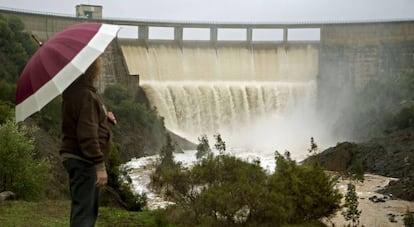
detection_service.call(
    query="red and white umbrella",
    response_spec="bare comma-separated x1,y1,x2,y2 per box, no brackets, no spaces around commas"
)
15,23,120,123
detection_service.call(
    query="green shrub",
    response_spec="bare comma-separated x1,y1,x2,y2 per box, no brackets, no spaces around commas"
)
0,120,51,200
392,105,414,130
104,142,147,211
270,152,342,223
0,102,13,124
404,208,414,227
152,136,342,226
214,134,226,154
103,83,130,105
342,183,361,227
196,134,211,159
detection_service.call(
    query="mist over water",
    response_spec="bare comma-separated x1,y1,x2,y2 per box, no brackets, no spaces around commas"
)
122,43,341,160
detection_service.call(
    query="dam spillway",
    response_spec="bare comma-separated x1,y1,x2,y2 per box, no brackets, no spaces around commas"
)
121,43,318,82
120,42,328,157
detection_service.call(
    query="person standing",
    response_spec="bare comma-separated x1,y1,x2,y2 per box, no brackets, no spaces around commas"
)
60,58,116,227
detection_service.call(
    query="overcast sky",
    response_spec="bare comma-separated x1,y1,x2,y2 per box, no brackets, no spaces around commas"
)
0,0,413,23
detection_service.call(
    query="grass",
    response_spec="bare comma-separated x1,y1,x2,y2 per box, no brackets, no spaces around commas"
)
0,200,173,227
0,200,328,227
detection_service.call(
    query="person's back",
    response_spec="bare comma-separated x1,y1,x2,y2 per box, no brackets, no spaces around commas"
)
60,59,113,227
61,77,111,164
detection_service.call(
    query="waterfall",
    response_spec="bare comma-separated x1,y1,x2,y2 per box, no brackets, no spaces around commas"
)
142,81,316,138
121,42,335,159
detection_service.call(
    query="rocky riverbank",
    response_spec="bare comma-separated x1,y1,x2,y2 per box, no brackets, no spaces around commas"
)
316,127,414,201
323,174,414,226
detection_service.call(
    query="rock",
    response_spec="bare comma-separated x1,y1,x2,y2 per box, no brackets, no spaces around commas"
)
387,213,397,223
0,191,16,201
317,142,354,172
379,175,414,201
369,195,387,203
313,127,414,201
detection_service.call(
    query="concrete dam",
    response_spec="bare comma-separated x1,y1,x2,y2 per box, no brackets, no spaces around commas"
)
2,8,414,158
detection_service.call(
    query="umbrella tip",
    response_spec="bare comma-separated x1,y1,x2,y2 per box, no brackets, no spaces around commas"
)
31,34,43,47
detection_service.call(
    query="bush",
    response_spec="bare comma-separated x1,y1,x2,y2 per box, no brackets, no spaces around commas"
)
196,134,211,159
392,105,414,130
269,152,342,223
103,142,147,211
342,183,361,227
103,84,130,105
404,208,414,227
0,120,51,200
0,102,13,124
151,133,183,194
153,147,342,225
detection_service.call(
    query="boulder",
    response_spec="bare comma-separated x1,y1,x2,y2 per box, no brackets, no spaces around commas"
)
0,191,16,201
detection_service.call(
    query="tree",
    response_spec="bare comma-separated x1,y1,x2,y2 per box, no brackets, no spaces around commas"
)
404,208,414,227
0,120,51,200
159,133,175,168
347,159,365,183
152,133,182,194
171,154,268,225
342,183,362,227
101,142,147,211
103,83,130,105
270,151,342,223
308,137,318,154
0,15,36,84
0,16,36,123
214,133,226,154
196,134,211,159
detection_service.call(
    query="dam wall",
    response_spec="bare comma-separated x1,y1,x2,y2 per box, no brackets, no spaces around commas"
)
318,22,414,114
320,22,414,89
1,8,413,90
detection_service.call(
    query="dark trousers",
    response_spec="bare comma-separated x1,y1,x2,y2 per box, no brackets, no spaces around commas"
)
63,158,99,227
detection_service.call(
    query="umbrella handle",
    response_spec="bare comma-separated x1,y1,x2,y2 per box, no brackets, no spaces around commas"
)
31,34,43,47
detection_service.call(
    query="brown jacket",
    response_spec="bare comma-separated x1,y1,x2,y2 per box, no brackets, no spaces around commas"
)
60,78,111,170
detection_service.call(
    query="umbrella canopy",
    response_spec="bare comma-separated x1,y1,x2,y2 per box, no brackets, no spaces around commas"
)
15,23,120,123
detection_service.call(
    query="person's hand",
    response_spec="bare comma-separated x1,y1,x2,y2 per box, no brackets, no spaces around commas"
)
96,170,108,187
107,111,117,125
